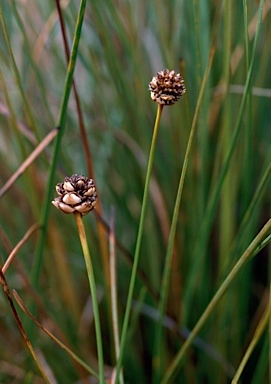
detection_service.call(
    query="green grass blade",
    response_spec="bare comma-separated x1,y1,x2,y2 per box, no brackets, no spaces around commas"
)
29,0,87,330
184,0,265,312
162,217,271,383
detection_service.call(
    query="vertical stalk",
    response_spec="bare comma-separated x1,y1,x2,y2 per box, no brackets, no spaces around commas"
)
192,0,207,217
242,0,253,211
218,1,233,377
74,212,104,384
219,0,232,274
109,208,124,384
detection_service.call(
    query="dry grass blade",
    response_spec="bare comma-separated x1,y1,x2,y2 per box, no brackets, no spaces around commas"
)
0,127,59,199
0,361,45,384
0,269,50,383
0,101,37,145
1,223,40,274
13,290,100,380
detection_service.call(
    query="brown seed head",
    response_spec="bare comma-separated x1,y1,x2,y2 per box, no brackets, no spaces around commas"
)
148,69,186,105
52,174,97,216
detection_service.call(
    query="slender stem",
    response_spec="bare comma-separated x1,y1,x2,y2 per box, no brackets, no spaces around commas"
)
219,0,232,271
114,103,163,383
161,218,271,383
242,0,253,211
109,208,124,384
74,212,104,384
232,304,270,383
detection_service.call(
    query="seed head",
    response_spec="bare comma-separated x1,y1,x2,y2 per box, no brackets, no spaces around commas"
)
149,69,186,105
52,174,97,216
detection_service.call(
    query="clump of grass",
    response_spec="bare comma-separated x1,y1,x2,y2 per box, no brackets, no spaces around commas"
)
1,1,271,383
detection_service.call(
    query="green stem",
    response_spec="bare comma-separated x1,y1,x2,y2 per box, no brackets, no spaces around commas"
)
114,103,163,383
161,218,271,383
242,0,253,211
74,212,104,384
109,209,124,384
219,0,232,272
232,304,270,383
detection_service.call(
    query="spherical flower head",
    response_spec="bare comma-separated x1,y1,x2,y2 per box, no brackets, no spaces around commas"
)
149,68,186,105
52,174,97,216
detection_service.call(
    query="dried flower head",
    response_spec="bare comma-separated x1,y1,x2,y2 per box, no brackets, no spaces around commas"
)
149,68,186,105
52,174,97,216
